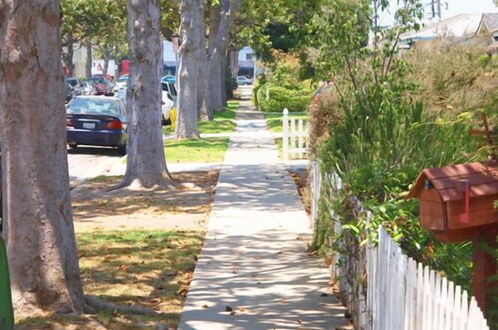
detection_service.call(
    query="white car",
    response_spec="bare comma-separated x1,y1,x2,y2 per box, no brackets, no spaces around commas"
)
237,76,253,85
116,87,173,125
162,90,174,124
112,74,128,94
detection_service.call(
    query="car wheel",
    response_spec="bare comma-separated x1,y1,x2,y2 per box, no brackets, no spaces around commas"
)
68,143,77,149
118,143,127,155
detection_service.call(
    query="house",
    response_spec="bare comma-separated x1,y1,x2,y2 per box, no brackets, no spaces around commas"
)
476,13,498,54
400,13,482,49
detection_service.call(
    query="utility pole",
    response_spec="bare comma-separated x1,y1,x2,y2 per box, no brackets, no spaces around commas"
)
426,0,445,20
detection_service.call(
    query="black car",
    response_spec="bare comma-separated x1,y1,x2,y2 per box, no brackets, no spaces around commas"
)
66,96,128,154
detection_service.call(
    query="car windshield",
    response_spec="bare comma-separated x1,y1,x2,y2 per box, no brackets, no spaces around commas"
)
169,82,177,96
91,78,106,84
68,98,119,115
67,79,79,87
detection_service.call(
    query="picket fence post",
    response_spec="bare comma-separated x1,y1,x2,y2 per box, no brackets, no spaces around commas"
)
282,108,289,161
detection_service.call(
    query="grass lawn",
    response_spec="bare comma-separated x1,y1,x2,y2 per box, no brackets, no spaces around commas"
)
17,230,204,329
163,101,239,135
264,112,309,133
164,137,229,163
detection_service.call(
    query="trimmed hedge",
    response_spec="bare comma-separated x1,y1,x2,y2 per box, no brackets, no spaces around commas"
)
256,83,312,112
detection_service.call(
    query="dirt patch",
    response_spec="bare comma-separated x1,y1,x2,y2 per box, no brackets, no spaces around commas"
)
71,171,219,232
288,168,311,215
16,171,219,329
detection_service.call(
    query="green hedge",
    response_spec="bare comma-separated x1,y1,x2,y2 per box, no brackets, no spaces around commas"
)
256,84,312,112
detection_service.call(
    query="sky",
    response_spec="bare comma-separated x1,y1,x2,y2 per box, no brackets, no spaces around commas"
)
379,0,498,26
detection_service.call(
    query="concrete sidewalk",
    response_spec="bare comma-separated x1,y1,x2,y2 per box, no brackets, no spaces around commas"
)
178,102,348,329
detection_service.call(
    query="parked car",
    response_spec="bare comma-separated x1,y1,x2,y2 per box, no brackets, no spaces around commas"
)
162,90,174,125
114,86,173,126
236,76,253,85
80,80,97,95
113,74,128,94
89,76,113,95
66,96,127,154
161,81,177,103
161,75,176,84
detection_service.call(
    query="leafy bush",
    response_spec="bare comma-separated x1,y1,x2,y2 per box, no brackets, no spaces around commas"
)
254,52,314,112
307,0,496,310
256,83,312,112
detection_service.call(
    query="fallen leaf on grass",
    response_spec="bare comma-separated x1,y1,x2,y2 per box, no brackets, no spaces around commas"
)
297,319,303,324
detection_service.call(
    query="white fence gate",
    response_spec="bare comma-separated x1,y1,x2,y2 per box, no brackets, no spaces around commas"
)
282,108,309,161
309,162,490,330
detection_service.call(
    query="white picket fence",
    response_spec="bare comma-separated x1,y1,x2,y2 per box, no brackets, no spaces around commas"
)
309,161,490,330
282,108,309,161
368,228,489,330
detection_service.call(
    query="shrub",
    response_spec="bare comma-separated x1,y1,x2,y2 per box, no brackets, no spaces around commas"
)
256,83,312,112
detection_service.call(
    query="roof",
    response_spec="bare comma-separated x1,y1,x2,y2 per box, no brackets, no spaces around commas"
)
401,14,482,41
407,160,498,202
480,13,498,33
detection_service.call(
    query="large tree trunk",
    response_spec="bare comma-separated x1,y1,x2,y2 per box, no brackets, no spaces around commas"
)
206,0,242,112
208,51,224,111
123,0,171,188
225,49,238,100
85,41,92,78
197,53,213,120
0,0,85,315
175,0,204,139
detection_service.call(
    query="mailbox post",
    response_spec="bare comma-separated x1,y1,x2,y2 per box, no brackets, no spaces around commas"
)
408,160,498,312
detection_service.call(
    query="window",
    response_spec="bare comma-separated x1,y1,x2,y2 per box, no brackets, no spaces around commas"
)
246,53,253,60
493,31,498,42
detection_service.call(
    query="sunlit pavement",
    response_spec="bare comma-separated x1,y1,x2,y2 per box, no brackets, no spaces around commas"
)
178,89,348,329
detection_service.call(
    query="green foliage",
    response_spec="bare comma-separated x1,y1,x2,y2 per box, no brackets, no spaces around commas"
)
235,0,322,60
0,237,13,330
307,0,491,300
255,54,314,112
257,84,312,112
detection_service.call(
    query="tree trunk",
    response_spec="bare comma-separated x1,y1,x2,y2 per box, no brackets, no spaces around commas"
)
67,34,75,77
197,53,213,120
85,41,92,78
0,0,85,315
220,49,228,105
209,51,224,111
206,0,242,112
175,0,204,139
103,51,111,75
225,49,238,100
122,0,171,188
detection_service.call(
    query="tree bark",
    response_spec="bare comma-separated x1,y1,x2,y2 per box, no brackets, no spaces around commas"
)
103,50,111,75
122,0,171,188
206,0,242,112
175,0,204,139
64,34,75,77
85,41,92,78
0,0,85,315
225,49,238,100
67,35,75,76
197,53,212,120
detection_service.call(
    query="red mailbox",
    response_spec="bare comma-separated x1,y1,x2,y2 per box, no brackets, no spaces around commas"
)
408,160,498,312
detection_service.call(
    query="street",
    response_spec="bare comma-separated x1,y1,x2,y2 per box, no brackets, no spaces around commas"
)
67,146,123,183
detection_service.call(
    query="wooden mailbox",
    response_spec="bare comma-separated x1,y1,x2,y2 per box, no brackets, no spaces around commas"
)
407,160,498,242
408,160,498,312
